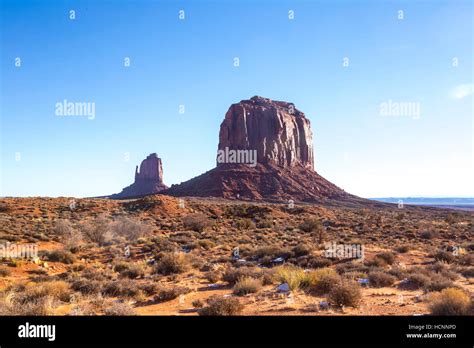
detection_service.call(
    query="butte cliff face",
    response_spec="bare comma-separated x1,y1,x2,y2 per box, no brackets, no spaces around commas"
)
111,153,168,199
165,96,355,202
218,96,314,169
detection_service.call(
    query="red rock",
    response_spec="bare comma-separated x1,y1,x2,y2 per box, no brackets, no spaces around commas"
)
111,153,168,198
165,96,360,203
218,96,314,169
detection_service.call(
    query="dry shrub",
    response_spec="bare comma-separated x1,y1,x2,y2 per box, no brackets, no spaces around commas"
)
104,302,136,316
102,279,141,298
154,252,190,275
235,218,254,230
192,299,204,308
43,249,76,264
299,218,323,233
138,282,158,296
459,254,474,266
115,261,147,279
53,219,83,250
182,214,211,232
16,281,72,304
433,250,455,264
233,277,262,296
81,216,112,245
222,267,262,285
111,216,151,241
307,268,341,294
327,281,362,308
425,274,454,292
292,244,312,257
368,271,396,287
250,246,292,260
198,296,244,316
375,252,396,266
0,267,11,276
204,271,221,284
70,278,102,295
401,273,431,290
420,230,439,240
0,280,72,315
0,293,54,315
154,286,190,302
197,239,216,250
428,288,471,315
395,245,410,253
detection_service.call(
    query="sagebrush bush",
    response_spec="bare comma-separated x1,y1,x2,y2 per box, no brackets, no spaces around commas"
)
154,286,190,302
433,250,455,264
204,271,221,284
70,278,102,295
16,281,72,304
299,218,323,233
395,245,410,253
401,273,431,290
43,249,76,264
420,230,439,240
192,299,204,308
233,277,262,296
235,218,254,230
374,252,396,265
80,216,111,245
458,254,474,266
250,246,292,260
425,274,454,292
368,271,396,288
198,296,244,316
102,279,141,298
428,288,471,315
0,267,11,276
0,293,54,316
104,302,136,316
292,244,312,257
307,268,341,294
222,267,262,285
53,219,83,250
116,261,147,279
327,281,362,308
111,216,151,241
182,214,211,232
154,252,190,275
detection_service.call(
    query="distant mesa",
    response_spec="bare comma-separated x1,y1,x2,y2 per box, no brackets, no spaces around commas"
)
164,96,358,202
110,153,168,199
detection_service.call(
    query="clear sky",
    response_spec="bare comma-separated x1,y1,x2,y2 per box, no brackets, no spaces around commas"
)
1,0,472,198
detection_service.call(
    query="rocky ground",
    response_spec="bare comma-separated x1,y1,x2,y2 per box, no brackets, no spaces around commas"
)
0,195,472,316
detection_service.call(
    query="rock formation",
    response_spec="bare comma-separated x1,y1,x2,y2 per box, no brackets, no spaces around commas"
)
165,96,357,202
111,153,168,199
218,96,314,169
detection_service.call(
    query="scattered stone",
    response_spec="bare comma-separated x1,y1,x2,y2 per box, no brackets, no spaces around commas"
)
277,283,290,293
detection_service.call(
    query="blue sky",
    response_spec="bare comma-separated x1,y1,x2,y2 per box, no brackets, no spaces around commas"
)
1,0,472,198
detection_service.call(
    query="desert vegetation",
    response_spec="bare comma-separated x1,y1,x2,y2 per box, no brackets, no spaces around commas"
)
0,195,472,316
